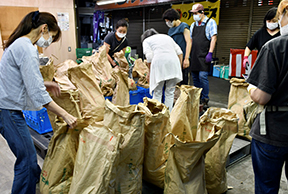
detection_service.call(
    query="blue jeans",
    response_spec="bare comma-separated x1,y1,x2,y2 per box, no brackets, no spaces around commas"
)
251,138,288,194
0,109,41,194
191,71,209,100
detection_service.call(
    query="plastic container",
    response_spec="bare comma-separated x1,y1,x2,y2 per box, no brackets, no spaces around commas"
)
129,86,145,104
76,48,93,59
22,108,53,134
213,65,221,78
220,66,229,79
141,87,153,99
104,96,113,101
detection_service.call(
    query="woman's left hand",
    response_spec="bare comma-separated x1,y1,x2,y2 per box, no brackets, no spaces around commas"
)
183,59,190,69
44,81,61,97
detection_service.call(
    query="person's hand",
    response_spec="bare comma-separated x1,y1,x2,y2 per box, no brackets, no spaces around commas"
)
205,52,213,63
183,58,190,69
44,81,61,97
247,84,257,95
243,56,249,70
62,113,77,129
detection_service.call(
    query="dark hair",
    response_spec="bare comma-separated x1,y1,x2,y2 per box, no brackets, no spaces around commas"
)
263,7,278,28
141,28,159,42
4,11,61,50
115,18,129,30
162,8,180,21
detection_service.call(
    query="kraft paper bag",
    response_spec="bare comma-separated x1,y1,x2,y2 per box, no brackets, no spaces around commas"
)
103,100,145,194
138,97,171,189
68,62,105,122
54,59,78,90
114,50,129,72
243,101,264,129
170,85,202,142
69,122,122,194
228,78,252,140
165,85,220,194
111,68,130,106
39,57,54,82
47,90,81,130
132,59,149,88
40,121,88,194
82,46,116,97
203,108,238,194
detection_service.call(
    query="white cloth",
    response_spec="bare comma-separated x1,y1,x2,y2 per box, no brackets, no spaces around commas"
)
153,79,178,112
142,34,183,94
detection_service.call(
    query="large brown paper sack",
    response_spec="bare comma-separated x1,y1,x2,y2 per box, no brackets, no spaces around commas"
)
170,85,202,142
165,85,220,194
138,98,171,189
132,59,149,88
228,78,252,140
40,121,88,194
47,90,81,130
68,63,105,122
114,50,129,72
54,60,78,90
69,122,122,194
111,68,130,106
103,100,145,194
243,101,264,129
39,57,54,81
164,134,220,194
203,108,238,194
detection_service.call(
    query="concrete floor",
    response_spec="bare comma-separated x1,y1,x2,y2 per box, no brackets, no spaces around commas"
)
1,76,287,193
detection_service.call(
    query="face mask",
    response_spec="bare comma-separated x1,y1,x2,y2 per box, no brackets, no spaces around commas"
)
279,12,288,36
166,21,174,28
193,14,201,22
266,22,278,30
36,31,52,48
116,31,126,39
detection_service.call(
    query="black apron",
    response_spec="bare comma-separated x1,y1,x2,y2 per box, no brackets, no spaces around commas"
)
189,18,211,72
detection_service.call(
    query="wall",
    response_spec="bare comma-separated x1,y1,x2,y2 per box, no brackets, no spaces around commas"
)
0,0,77,64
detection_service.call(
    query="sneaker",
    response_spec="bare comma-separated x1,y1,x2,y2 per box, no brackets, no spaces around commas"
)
201,98,209,111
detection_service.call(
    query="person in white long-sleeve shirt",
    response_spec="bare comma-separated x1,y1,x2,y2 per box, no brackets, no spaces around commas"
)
141,28,183,112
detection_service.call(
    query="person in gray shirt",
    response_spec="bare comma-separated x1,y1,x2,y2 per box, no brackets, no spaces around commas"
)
0,11,77,194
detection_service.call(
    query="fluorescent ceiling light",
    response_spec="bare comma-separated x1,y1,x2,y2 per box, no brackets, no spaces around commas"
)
97,0,126,6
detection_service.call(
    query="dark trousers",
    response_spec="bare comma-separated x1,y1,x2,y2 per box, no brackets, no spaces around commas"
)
251,138,288,194
0,109,41,194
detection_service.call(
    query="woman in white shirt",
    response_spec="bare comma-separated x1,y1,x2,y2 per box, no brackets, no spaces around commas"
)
141,28,183,112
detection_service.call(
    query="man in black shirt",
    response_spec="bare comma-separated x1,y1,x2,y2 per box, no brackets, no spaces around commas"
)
246,3,288,193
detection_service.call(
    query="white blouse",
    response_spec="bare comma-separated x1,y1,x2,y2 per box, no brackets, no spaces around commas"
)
142,34,183,93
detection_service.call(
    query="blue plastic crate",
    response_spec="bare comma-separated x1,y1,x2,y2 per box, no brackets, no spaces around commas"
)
213,65,221,78
129,86,145,105
22,108,53,134
104,96,112,101
141,87,152,99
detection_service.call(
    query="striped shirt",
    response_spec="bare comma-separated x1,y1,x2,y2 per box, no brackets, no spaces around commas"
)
190,15,217,41
0,37,52,110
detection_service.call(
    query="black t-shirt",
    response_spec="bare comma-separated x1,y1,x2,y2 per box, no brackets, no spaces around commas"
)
246,28,280,54
104,32,128,59
247,34,288,147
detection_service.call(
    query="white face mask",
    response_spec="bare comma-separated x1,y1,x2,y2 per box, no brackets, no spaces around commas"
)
36,31,52,48
116,31,126,39
166,21,174,28
193,14,201,22
279,12,288,36
266,22,278,30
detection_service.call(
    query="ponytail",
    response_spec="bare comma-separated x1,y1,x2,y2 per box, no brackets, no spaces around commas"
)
4,11,61,50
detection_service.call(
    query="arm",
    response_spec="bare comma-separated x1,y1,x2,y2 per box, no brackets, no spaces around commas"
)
104,42,117,67
244,46,252,57
249,88,271,105
122,47,126,55
183,28,192,69
209,35,217,53
44,101,77,128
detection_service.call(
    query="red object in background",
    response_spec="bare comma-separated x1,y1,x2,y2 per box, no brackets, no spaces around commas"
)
229,49,258,77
